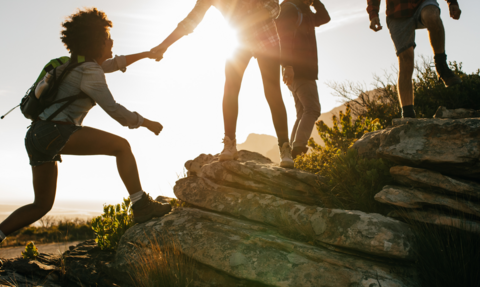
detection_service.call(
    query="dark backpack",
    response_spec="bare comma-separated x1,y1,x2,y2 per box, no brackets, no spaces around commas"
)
2,56,93,121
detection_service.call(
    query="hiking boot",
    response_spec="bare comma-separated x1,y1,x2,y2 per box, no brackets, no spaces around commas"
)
435,54,462,87
219,136,238,161
292,146,308,159
132,192,172,224
279,142,294,168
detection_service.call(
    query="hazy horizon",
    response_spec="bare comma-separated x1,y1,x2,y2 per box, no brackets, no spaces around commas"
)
1,0,479,208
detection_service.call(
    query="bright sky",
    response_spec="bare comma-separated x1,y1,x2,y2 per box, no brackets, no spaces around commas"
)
1,0,479,209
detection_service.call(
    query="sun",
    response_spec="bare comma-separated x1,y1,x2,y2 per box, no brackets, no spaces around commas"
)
194,9,240,60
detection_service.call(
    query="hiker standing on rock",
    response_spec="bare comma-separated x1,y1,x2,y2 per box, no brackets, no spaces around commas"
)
367,0,463,118
276,0,330,159
150,0,295,168
0,8,171,245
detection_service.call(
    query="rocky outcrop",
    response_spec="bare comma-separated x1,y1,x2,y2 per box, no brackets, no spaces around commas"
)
353,118,480,180
390,166,480,199
175,177,414,260
116,151,419,287
376,185,480,218
0,240,123,287
434,106,480,119
354,115,480,233
389,210,480,234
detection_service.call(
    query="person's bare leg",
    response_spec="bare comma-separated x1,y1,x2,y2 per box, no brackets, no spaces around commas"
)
223,49,252,140
398,47,415,115
60,127,141,195
257,48,289,145
421,5,461,86
421,5,445,54
0,162,57,236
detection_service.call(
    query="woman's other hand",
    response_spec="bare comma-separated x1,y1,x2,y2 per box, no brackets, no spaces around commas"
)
282,66,294,86
142,118,163,135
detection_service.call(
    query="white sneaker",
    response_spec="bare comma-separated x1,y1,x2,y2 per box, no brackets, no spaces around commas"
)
279,142,294,168
219,136,238,161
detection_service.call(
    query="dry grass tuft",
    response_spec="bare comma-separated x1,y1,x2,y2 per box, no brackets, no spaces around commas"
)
128,234,196,287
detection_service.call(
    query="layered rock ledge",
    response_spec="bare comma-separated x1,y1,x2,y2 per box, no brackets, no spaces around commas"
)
115,151,418,287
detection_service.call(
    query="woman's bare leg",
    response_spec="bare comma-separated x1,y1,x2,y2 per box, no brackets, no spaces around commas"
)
223,49,252,140
0,162,57,236
257,47,289,146
60,126,142,195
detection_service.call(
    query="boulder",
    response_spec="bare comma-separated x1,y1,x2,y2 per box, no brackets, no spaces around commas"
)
353,118,480,179
351,130,383,159
390,166,480,199
375,185,480,218
434,106,480,119
0,241,126,287
389,210,480,234
175,176,415,260
116,208,419,287
184,150,324,206
62,240,124,286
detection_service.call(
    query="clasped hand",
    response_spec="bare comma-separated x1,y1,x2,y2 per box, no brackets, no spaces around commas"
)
150,44,168,62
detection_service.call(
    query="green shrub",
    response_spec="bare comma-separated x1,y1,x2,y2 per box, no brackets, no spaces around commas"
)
91,198,135,251
22,242,39,260
296,106,393,214
413,61,480,118
296,106,382,175
318,149,394,214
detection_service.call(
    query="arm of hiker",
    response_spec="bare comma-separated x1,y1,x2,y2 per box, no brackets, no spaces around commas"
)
101,52,156,73
312,0,331,26
150,0,212,61
80,63,145,129
367,0,382,31
276,4,298,86
447,0,461,20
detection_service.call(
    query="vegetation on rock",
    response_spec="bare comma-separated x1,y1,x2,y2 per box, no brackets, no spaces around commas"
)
128,235,196,287
295,106,394,214
301,58,480,287
21,242,39,260
91,198,135,251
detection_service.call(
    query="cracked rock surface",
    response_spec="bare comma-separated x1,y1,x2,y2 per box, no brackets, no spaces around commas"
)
116,151,419,287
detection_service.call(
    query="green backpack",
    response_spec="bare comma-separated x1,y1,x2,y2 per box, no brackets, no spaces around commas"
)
2,56,92,121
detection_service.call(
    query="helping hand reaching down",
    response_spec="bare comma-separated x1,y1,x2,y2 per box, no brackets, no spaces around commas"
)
150,44,168,62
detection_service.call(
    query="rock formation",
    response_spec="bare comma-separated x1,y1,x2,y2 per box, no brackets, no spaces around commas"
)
115,151,419,287
0,240,122,287
353,107,480,233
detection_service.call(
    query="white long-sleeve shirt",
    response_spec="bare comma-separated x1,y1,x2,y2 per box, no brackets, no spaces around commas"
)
38,56,144,128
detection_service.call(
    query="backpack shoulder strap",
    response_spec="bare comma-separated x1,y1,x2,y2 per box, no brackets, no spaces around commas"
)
44,60,94,121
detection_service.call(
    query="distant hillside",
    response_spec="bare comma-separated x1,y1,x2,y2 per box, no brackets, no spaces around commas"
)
237,101,347,163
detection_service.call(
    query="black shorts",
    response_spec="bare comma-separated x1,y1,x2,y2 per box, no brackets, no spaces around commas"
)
25,121,82,167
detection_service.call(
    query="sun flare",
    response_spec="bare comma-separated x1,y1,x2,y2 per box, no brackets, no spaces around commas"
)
193,9,240,60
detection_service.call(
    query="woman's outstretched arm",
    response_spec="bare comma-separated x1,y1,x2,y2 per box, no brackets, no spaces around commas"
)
151,0,212,60
102,52,156,73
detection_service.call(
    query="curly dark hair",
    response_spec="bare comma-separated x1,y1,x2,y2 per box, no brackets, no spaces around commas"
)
61,8,113,59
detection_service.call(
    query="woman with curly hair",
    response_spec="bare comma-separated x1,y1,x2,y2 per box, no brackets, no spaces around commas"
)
150,0,295,168
0,8,170,244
